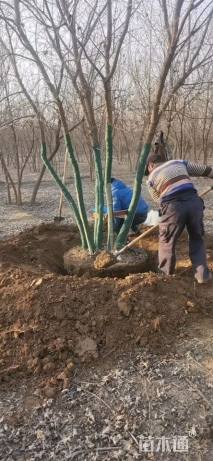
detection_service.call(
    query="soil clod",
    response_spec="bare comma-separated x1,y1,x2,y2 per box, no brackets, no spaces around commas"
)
94,250,117,269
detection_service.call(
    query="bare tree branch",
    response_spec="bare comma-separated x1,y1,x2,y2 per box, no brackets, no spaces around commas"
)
160,0,172,44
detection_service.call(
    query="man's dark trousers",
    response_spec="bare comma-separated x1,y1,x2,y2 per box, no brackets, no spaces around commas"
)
159,190,208,281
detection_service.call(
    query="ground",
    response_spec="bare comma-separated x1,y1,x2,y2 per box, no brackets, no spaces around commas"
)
0,168,213,460
0,220,212,461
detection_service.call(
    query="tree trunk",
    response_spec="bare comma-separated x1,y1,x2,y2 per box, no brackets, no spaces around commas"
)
30,139,61,205
41,142,88,249
104,123,114,250
1,159,12,204
115,118,157,249
93,145,104,248
0,154,18,204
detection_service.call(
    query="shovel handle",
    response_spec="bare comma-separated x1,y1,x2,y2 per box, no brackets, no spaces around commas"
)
200,185,213,197
116,223,159,255
116,185,213,256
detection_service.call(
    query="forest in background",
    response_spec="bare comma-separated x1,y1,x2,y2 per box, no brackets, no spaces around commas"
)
0,0,212,242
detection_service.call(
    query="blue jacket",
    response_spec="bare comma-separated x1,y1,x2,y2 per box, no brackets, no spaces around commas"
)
111,179,148,215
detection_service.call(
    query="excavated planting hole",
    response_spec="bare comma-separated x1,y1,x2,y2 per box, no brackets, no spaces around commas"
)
2,223,213,395
0,223,158,278
63,246,157,278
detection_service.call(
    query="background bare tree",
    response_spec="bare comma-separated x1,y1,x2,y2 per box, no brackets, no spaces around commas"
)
0,0,212,250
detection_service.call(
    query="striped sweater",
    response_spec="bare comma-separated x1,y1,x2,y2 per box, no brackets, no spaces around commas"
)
147,159,213,203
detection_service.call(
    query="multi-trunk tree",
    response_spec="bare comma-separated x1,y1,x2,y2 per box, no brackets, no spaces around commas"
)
0,0,212,251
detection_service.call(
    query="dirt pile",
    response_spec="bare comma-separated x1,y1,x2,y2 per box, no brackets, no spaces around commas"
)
0,223,80,274
0,223,212,396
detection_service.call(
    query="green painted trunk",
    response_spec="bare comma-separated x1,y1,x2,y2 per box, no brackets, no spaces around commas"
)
41,142,88,250
115,143,151,249
93,145,104,249
65,134,95,253
105,124,114,250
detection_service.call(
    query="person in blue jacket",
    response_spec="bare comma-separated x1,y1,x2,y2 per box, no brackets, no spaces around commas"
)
111,177,149,234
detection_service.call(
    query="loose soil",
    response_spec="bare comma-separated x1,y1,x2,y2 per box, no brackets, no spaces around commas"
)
0,223,213,460
0,223,212,401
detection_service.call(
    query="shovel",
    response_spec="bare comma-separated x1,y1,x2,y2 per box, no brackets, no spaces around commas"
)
94,185,213,270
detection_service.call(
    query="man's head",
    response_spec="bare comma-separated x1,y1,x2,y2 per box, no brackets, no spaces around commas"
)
145,131,169,175
147,153,164,174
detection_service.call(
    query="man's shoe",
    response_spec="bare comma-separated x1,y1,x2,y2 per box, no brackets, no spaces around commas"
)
195,271,212,284
157,269,166,276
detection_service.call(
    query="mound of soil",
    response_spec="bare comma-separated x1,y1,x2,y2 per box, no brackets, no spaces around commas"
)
0,223,212,397
0,223,80,274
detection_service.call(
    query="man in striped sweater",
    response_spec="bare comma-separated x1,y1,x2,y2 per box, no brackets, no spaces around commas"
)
147,155,213,283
